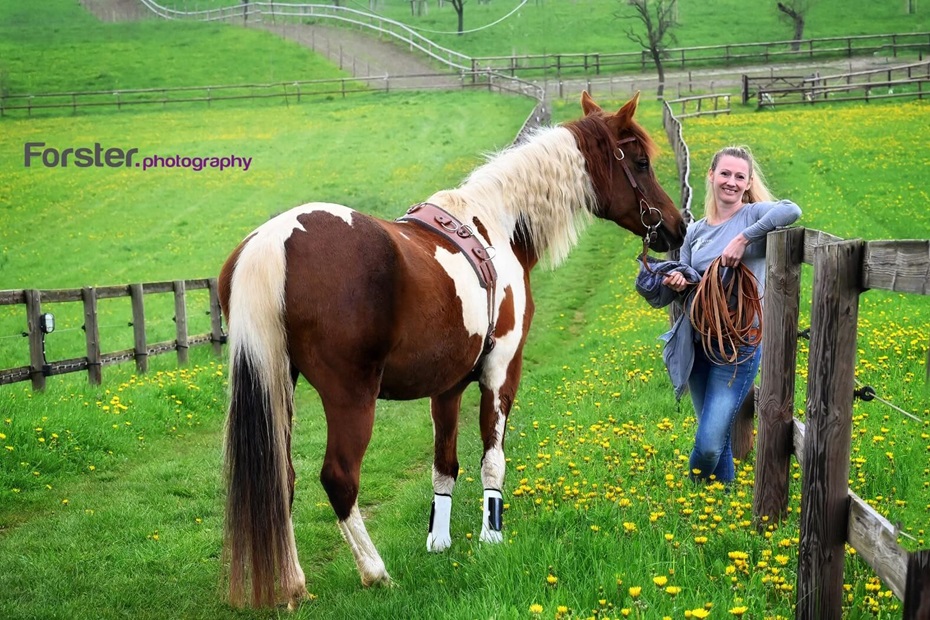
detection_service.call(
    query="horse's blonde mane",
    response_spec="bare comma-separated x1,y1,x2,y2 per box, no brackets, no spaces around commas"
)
427,126,596,268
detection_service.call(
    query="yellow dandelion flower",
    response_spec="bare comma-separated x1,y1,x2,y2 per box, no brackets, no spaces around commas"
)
529,603,543,614
666,586,681,596
691,609,710,619
730,606,748,616
653,576,668,587
547,574,558,585
629,586,641,598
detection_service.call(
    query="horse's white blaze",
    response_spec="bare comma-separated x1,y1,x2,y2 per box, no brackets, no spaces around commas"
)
434,247,487,339
426,493,453,552
338,504,390,586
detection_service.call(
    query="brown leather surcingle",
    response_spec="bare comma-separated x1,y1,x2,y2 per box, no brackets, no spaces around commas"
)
397,202,498,290
397,202,498,359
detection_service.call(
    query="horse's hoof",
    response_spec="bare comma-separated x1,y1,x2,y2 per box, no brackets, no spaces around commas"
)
479,527,503,544
285,586,309,612
360,561,392,588
427,533,452,552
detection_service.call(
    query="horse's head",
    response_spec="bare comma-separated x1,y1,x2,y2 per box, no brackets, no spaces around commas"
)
566,91,686,252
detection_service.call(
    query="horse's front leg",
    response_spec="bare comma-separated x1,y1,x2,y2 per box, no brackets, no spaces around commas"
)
478,355,522,544
427,388,464,552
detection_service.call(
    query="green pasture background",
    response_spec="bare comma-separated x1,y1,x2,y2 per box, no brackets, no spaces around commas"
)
1,1,928,618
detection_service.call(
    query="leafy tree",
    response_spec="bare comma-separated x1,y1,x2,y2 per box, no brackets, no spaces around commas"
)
618,0,679,99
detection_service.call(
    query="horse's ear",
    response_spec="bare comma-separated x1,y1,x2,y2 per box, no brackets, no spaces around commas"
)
580,90,602,116
614,91,641,126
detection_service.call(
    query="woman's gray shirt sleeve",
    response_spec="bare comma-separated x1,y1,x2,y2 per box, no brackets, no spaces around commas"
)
741,200,803,242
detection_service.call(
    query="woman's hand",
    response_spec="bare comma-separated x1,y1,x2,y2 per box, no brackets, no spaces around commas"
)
720,233,750,267
662,271,691,292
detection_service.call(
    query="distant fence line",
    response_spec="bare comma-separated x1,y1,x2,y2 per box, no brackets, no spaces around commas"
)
743,59,930,107
0,70,545,117
0,279,224,390
135,2,930,79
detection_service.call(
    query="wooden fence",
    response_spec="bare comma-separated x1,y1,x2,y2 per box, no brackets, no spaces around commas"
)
0,278,224,390
664,93,731,119
753,228,930,618
471,32,930,78
744,60,930,108
0,70,545,117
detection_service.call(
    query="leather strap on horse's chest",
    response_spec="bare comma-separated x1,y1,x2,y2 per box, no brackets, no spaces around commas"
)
397,202,498,358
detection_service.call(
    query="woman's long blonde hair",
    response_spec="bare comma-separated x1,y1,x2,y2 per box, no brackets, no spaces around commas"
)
703,145,775,222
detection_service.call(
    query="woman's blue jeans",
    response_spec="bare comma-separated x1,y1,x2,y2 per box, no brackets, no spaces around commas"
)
687,344,762,483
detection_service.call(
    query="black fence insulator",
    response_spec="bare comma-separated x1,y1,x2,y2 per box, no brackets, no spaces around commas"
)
854,385,876,402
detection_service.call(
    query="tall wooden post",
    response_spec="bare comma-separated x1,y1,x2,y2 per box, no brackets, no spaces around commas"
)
904,550,930,620
82,286,102,385
753,227,805,521
207,278,225,356
797,240,863,620
24,289,46,391
130,283,148,373
173,280,189,365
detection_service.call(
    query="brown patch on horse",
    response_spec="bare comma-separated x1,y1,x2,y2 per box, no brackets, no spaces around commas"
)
495,285,516,337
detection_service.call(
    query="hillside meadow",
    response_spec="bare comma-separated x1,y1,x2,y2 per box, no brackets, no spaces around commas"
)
1,86,928,619
154,0,930,59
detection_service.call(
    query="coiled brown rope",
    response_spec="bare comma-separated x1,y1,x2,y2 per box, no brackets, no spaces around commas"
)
689,257,763,366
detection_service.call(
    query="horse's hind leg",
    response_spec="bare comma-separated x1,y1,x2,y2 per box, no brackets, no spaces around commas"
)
317,388,391,587
427,388,464,552
284,373,308,609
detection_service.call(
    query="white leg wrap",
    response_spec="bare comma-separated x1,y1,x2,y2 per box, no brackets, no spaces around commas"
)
337,504,391,587
480,488,504,544
426,493,453,552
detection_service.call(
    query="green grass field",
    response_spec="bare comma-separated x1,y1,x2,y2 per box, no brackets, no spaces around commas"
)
1,1,929,618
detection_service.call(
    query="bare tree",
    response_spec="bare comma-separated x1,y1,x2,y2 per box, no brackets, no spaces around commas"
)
619,0,679,99
449,0,466,35
777,1,813,52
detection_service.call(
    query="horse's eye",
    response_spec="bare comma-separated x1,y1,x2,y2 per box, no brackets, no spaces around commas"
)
636,159,650,172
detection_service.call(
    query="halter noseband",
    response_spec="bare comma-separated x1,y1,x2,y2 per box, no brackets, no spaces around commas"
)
614,135,664,270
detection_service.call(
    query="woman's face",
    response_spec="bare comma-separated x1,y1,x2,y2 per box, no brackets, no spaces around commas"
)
710,155,751,210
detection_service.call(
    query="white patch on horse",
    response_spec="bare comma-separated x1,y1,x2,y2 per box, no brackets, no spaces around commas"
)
338,504,391,587
481,411,507,491
434,247,487,339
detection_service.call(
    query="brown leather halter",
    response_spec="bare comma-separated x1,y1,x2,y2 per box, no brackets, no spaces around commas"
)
397,202,498,358
614,135,665,271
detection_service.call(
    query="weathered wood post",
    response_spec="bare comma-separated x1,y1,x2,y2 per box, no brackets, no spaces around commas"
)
796,240,863,620
904,550,930,620
208,278,225,356
129,283,148,373
173,280,189,365
82,286,102,385
753,227,805,520
24,289,46,391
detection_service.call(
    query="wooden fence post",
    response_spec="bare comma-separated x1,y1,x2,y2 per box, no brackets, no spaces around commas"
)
24,289,46,391
753,227,805,521
904,550,930,620
173,280,189,365
796,240,863,620
207,278,225,356
82,286,102,385
130,283,148,373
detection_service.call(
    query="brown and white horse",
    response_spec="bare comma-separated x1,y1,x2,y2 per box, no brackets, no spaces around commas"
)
218,92,686,609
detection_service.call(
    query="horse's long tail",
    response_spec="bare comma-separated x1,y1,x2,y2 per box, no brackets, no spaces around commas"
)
222,233,299,608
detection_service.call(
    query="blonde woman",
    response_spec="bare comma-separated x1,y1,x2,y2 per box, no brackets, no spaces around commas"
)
662,146,801,483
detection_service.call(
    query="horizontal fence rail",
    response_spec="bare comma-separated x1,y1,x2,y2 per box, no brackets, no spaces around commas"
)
0,278,224,390
0,70,545,116
664,93,731,119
